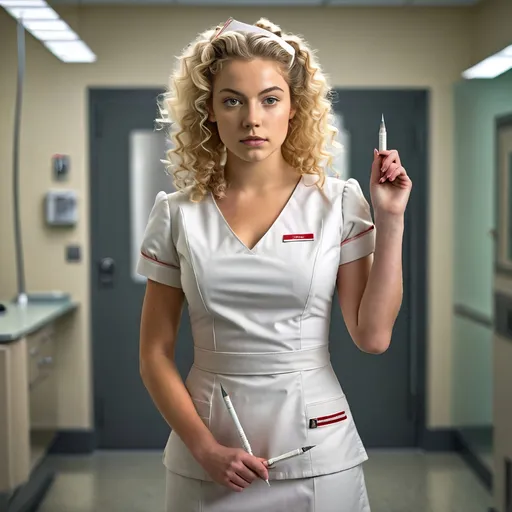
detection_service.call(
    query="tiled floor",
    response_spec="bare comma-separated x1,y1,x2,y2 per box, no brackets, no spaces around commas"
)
37,450,492,512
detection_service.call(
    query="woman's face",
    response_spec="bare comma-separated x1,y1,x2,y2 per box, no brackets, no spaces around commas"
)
209,58,295,165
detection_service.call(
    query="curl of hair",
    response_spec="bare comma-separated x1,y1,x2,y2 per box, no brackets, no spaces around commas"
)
157,18,340,202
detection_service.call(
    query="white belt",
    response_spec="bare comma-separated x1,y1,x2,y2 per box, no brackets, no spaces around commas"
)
192,346,330,375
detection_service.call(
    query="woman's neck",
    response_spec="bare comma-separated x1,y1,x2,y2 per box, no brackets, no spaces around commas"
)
224,150,298,192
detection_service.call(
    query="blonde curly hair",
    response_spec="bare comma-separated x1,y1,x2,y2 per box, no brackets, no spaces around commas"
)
158,18,340,202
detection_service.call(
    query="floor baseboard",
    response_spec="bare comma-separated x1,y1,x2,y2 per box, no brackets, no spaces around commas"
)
454,430,493,491
420,427,456,451
49,430,96,454
0,459,54,512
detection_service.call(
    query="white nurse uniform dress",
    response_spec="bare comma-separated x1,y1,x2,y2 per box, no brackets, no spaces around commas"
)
136,174,376,512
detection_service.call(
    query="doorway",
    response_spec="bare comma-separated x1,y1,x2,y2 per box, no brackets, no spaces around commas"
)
493,114,512,512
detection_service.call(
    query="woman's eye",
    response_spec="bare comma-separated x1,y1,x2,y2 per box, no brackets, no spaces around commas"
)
224,98,240,107
222,97,279,107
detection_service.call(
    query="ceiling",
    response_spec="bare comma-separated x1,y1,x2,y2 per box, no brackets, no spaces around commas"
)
48,0,483,6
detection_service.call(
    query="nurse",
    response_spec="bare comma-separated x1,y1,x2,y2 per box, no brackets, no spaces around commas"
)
137,17,412,512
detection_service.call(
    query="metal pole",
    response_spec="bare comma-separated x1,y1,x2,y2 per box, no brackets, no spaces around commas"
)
13,19,27,305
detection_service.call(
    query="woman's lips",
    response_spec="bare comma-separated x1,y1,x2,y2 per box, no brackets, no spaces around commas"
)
241,139,267,147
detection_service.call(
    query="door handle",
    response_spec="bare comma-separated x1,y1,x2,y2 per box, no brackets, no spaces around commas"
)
98,257,115,287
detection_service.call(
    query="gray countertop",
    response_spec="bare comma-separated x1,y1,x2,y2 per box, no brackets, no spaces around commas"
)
0,299,78,343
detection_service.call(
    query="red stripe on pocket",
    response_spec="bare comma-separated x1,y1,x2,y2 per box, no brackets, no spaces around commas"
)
317,415,347,427
317,410,346,421
309,411,348,428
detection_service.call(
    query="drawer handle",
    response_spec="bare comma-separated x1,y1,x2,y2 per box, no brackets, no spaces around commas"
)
29,372,49,390
38,356,53,368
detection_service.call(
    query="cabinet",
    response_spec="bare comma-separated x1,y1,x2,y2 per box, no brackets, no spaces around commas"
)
0,300,77,509
0,324,58,495
0,338,30,496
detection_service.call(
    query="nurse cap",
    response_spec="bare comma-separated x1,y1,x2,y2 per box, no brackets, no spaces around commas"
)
212,17,296,66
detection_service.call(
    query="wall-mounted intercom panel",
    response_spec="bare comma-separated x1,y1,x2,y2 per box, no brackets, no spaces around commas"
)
45,190,78,226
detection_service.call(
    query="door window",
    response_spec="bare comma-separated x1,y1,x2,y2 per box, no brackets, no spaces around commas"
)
129,129,174,283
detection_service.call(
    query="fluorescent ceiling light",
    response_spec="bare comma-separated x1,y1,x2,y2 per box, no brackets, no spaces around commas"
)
0,0,47,6
28,28,78,41
22,19,68,30
1,0,96,63
462,44,512,79
462,55,512,79
44,40,96,63
5,6,59,19
500,45,512,57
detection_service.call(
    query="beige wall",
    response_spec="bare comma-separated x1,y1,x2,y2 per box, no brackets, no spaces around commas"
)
471,0,512,66
0,5,473,430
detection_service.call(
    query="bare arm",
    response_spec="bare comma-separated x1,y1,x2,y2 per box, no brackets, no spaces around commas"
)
336,213,404,354
139,278,217,460
137,192,268,491
139,278,269,490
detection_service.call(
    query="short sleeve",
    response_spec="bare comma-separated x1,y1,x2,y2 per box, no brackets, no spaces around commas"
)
136,191,182,288
339,178,376,265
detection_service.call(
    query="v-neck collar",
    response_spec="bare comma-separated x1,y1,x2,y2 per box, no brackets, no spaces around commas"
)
210,175,303,253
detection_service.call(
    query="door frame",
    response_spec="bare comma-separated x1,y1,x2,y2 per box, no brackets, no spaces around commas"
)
492,113,512,510
495,113,512,277
411,92,429,449
88,87,429,449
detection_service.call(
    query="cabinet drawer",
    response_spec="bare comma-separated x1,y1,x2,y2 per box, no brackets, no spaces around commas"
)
28,326,58,428
27,325,55,387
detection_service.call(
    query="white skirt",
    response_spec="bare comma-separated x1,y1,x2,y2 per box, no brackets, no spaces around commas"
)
165,464,371,512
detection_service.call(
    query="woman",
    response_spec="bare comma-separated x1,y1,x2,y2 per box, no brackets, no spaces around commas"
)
137,16,411,512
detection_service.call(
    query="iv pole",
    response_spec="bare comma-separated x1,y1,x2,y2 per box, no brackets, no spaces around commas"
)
9,14,69,307
13,18,27,306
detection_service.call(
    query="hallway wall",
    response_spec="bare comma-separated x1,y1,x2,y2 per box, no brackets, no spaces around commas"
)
452,69,512,429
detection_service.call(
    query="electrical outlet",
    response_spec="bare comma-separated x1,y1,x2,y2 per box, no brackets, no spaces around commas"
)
66,245,81,262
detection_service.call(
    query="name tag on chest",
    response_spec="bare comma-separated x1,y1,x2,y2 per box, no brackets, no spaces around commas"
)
282,233,315,243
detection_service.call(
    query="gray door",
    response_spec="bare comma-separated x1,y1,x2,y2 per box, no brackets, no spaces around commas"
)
331,90,427,447
90,88,427,449
90,89,193,449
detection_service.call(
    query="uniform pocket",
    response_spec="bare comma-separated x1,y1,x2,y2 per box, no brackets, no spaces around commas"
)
304,395,368,473
306,396,348,429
